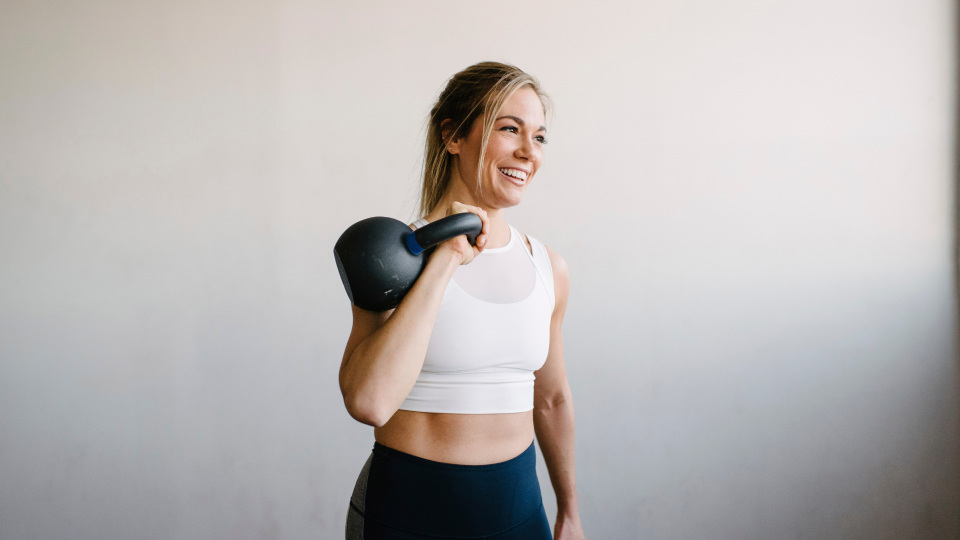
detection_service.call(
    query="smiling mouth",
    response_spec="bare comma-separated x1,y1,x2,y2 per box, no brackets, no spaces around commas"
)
498,167,528,184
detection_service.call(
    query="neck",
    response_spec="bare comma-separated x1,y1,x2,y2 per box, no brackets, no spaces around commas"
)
428,174,511,249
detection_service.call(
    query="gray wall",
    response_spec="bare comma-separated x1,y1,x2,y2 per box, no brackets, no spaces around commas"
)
1,1,957,539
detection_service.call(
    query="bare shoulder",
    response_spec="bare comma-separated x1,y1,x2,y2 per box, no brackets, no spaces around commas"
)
517,230,569,306
544,245,570,306
544,245,569,283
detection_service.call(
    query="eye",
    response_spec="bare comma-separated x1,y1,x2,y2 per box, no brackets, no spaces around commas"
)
535,135,548,144
499,125,519,133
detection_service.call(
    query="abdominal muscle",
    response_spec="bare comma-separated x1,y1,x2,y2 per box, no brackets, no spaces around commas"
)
375,409,535,465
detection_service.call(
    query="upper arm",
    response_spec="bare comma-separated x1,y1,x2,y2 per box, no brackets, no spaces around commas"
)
340,220,415,372
533,246,571,404
546,246,570,322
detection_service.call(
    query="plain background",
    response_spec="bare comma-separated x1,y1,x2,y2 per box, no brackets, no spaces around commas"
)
1,1,958,538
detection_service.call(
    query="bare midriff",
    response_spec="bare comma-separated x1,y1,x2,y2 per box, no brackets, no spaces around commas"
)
374,410,535,465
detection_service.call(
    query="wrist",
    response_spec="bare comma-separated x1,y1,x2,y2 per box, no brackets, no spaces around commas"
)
431,244,465,268
557,500,580,521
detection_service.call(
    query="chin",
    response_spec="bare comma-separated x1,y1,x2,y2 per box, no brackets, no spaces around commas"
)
487,181,527,207
491,191,524,209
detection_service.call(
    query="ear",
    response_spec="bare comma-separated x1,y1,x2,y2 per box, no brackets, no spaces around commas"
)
441,119,461,155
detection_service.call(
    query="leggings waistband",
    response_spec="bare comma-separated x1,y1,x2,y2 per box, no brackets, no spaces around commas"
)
371,441,537,471
353,441,544,538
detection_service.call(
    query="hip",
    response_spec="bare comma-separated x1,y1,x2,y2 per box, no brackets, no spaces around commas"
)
346,441,551,540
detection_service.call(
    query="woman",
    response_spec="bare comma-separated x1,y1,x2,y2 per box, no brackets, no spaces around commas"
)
340,62,584,540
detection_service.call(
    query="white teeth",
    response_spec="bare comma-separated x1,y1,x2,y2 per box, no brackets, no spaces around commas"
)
499,168,528,181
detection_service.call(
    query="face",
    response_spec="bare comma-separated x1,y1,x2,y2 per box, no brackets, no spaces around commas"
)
447,86,547,209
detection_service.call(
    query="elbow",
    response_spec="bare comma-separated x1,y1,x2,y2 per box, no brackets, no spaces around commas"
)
534,387,572,413
349,404,391,428
342,391,393,428
338,366,399,427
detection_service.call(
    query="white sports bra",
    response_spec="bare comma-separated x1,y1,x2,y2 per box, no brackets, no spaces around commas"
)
399,220,555,414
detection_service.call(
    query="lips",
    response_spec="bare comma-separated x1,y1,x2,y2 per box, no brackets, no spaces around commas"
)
497,167,528,186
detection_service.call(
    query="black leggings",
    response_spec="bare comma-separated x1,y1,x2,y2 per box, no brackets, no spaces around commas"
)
346,442,552,539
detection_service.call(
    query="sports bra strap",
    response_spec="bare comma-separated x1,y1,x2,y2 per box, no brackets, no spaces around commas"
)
518,228,555,312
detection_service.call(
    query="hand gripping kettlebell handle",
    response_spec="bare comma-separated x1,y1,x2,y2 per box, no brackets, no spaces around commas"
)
404,213,483,255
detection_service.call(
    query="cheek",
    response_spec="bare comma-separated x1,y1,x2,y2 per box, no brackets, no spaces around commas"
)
485,135,516,161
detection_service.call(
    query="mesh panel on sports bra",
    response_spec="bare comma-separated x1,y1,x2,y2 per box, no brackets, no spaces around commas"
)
452,227,536,304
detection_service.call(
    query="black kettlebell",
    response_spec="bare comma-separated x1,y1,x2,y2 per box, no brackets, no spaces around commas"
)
334,213,483,311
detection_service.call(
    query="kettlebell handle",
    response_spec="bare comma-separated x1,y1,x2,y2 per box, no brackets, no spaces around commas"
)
404,213,483,255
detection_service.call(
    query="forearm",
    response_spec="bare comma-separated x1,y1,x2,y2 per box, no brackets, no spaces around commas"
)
533,384,579,518
340,247,460,424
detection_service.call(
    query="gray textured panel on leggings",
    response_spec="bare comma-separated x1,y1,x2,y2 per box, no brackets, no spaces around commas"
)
345,454,373,539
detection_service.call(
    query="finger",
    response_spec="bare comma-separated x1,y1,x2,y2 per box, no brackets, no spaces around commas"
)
459,203,486,225
465,207,487,249
478,209,489,248
451,201,468,215
462,205,486,230
452,203,488,249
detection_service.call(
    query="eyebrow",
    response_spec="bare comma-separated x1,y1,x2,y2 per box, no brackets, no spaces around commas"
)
497,115,547,133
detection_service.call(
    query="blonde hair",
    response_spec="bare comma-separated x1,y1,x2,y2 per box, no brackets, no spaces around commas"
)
419,62,550,216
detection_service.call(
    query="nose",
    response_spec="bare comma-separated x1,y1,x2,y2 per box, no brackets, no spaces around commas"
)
515,134,539,162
